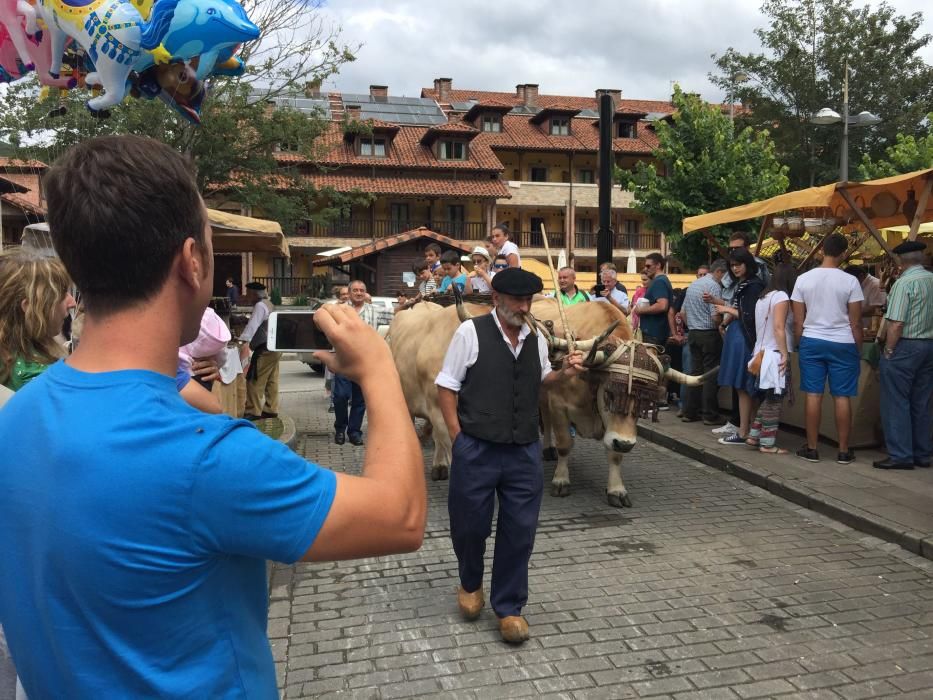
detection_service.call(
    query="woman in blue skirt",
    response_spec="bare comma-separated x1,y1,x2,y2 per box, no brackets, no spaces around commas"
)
714,249,766,445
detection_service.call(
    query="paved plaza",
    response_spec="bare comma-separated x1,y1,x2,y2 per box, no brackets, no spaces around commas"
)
270,364,933,699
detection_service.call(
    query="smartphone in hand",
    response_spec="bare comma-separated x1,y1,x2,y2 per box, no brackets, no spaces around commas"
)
267,311,333,352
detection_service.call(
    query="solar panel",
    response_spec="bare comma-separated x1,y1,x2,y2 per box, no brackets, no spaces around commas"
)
577,109,599,118
271,96,331,118
449,100,477,111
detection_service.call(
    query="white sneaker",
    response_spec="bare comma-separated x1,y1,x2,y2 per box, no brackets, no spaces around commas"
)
711,421,738,435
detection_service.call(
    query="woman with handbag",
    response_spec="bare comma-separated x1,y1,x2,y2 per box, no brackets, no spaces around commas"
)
746,263,798,454
713,249,766,445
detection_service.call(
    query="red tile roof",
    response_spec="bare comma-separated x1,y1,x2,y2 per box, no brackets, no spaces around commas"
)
0,157,48,171
292,171,511,198
1,192,45,215
315,228,472,264
473,114,657,154
276,121,503,172
0,170,44,214
422,86,676,116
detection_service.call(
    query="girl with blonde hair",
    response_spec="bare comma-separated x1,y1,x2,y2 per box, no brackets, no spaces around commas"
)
0,247,76,391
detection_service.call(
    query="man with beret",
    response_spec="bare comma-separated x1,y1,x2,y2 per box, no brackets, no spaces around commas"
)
238,281,281,420
874,240,933,470
435,268,585,644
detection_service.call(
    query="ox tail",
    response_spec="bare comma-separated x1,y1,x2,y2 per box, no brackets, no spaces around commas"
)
139,0,180,51
665,366,719,386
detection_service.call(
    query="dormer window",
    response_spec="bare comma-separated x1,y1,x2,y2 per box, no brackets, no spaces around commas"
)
616,121,637,138
481,114,502,132
359,137,386,157
439,140,467,160
550,117,570,136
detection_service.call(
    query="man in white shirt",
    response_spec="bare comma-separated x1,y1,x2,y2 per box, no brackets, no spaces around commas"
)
238,281,279,420
590,267,630,315
791,234,864,465
333,280,379,446
435,269,582,644
845,265,887,328
490,223,521,268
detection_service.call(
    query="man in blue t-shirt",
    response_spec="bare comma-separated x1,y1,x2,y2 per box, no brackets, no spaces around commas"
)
0,136,427,698
637,252,674,347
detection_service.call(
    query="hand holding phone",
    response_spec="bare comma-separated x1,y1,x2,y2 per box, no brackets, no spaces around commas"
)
312,305,394,385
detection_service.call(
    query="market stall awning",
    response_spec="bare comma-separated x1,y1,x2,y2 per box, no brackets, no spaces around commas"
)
208,209,288,257
682,168,933,236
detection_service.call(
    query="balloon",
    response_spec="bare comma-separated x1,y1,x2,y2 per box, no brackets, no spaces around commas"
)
134,59,206,124
0,24,25,82
0,0,37,73
133,0,258,80
34,0,181,113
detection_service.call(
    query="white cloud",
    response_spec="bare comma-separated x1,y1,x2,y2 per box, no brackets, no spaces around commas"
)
316,0,933,102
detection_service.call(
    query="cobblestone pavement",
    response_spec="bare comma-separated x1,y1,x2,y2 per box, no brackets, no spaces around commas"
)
272,380,933,699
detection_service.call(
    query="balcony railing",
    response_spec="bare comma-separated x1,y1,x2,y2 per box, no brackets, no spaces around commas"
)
302,219,487,239
514,230,661,250
251,276,315,297
515,229,567,248
574,231,662,250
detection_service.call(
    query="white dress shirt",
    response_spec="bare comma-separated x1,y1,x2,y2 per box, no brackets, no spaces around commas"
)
238,299,271,342
435,311,551,392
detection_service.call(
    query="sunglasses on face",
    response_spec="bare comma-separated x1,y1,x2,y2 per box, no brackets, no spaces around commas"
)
493,263,508,269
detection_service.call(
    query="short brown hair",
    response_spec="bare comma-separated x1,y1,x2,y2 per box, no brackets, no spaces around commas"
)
43,135,205,315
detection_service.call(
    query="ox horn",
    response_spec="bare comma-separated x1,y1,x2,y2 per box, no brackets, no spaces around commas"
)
664,366,719,386
583,349,609,367
576,319,621,351
453,285,472,323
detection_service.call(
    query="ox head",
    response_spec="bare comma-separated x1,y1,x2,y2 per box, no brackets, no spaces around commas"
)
539,322,718,455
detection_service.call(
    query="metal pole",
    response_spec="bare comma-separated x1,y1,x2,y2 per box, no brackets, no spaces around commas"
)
596,93,614,267
840,60,849,183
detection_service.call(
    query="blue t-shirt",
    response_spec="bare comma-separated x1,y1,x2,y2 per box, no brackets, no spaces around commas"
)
0,360,336,697
639,274,674,341
439,273,467,293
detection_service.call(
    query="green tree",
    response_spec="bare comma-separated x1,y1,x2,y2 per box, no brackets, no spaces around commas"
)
0,0,369,233
858,113,933,178
711,0,933,189
619,87,789,269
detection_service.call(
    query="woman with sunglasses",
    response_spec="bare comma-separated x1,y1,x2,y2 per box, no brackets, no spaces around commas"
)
465,246,494,294
713,249,766,445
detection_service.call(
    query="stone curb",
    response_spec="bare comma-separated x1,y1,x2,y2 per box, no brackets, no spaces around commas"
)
638,422,933,562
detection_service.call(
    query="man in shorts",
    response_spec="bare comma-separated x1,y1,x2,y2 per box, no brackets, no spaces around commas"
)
791,233,863,464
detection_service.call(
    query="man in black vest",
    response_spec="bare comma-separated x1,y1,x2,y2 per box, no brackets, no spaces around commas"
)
435,268,584,644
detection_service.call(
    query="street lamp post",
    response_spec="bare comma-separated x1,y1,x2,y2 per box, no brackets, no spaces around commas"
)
810,60,882,182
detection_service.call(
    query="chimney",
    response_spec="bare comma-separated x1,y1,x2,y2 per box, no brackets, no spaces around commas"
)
434,77,452,101
516,84,525,100
346,104,361,121
523,84,538,108
369,84,388,100
595,88,622,104
304,79,321,98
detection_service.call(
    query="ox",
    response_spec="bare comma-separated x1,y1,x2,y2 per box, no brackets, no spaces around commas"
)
389,296,715,508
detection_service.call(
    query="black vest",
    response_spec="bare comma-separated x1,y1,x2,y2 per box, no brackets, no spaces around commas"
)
458,313,542,445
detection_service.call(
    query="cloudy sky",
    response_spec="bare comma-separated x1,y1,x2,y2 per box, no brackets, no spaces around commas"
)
316,0,933,103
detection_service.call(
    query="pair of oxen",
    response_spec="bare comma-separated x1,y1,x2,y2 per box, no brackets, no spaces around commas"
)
0,0,259,120
389,295,717,508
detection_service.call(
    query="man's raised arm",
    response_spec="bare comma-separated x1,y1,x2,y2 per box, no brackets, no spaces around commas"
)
302,304,426,561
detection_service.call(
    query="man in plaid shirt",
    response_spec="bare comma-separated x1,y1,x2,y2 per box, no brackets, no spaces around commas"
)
333,280,379,446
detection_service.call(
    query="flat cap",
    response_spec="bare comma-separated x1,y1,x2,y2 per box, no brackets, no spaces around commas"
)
892,240,927,255
491,267,543,296
245,281,266,290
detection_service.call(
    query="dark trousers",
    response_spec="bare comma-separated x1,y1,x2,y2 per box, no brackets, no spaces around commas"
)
333,374,365,437
685,329,723,421
880,338,933,464
448,432,543,618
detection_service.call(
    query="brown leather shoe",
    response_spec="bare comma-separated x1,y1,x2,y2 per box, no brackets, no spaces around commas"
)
498,616,529,644
457,587,484,620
